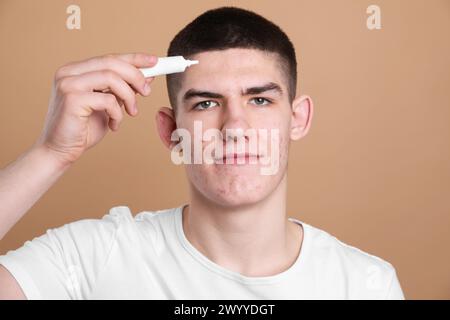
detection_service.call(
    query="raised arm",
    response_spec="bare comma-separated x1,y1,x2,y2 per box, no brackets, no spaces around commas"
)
0,53,157,299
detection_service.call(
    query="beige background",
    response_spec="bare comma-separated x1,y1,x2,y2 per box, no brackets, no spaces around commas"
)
0,0,449,299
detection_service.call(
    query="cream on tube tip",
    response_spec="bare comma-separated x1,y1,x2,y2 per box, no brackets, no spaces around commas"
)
139,56,199,77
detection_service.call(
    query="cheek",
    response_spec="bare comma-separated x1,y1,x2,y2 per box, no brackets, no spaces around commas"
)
176,116,219,139
185,163,211,188
262,117,291,151
278,134,290,164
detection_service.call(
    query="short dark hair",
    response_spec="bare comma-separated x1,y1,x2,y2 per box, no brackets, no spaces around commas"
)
166,6,297,112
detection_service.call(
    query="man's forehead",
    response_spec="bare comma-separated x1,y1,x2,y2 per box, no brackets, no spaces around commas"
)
188,48,281,73
180,49,285,94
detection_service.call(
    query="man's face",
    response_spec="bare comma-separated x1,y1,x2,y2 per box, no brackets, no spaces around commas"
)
173,48,295,207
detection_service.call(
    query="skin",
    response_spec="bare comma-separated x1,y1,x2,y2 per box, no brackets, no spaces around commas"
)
156,48,313,277
0,49,313,299
0,53,157,299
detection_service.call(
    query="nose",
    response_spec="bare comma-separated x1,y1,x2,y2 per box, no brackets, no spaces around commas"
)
220,98,251,143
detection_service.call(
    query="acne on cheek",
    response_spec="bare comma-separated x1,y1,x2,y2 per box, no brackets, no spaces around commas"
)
188,166,228,199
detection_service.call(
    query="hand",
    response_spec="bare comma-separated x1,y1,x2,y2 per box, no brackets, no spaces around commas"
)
34,53,157,166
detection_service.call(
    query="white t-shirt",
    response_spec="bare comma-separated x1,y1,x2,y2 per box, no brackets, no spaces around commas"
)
0,204,405,299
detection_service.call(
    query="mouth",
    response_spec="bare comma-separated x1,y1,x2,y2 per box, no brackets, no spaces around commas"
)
214,153,261,165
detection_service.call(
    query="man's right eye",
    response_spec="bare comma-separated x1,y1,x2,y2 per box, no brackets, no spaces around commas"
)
193,100,219,110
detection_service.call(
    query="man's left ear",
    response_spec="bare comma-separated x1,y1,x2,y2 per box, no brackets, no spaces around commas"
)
290,95,313,140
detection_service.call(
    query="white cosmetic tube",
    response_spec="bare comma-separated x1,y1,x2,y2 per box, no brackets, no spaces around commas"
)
139,56,199,77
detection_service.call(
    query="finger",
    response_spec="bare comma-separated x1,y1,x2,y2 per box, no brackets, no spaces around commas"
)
60,70,138,116
55,53,157,96
115,52,158,67
66,92,123,131
93,88,126,109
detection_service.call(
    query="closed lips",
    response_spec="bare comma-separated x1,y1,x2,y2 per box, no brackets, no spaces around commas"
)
216,153,260,161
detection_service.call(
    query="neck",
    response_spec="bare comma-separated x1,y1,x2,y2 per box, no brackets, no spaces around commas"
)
183,173,303,277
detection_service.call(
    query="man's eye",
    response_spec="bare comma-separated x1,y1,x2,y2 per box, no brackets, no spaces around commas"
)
193,100,219,110
250,97,272,106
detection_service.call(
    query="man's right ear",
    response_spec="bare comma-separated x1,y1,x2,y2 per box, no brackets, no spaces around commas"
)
155,107,177,150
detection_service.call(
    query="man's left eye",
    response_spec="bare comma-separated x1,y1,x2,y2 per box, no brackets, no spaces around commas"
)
250,97,272,106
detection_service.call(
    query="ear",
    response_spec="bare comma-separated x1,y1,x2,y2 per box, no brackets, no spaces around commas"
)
290,95,313,141
155,107,177,150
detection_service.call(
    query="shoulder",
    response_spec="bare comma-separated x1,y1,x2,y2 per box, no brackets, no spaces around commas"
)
301,221,403,299
65,205,179,233
43,205,180,254
306,222,393,269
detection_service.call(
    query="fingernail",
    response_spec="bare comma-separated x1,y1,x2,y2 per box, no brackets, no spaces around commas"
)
134,103,138,115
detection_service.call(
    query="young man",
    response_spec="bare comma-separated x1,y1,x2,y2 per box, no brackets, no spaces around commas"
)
0,7,405,299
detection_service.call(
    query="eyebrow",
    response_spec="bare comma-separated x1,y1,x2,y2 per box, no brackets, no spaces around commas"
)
182,82,283,102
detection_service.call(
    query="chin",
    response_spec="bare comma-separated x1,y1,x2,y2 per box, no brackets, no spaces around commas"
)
186,164,285,208
212,184,269,207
